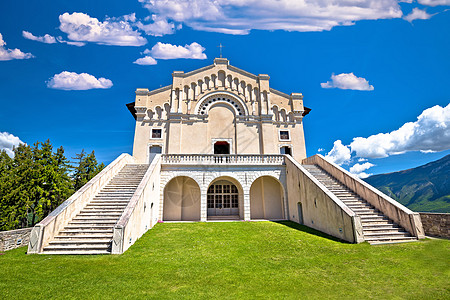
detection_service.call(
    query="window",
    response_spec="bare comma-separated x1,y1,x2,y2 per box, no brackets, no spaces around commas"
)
151,128,162,139
280,146,292,155
279,130,290,141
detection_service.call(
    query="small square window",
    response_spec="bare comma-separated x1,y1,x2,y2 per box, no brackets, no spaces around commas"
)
151,129,162,139
279,130,290,140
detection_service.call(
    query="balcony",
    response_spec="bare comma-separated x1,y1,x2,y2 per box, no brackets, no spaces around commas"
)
161,154,285,165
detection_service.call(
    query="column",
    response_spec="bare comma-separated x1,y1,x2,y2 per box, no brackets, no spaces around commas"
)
243,190,251,221
200,191,207,221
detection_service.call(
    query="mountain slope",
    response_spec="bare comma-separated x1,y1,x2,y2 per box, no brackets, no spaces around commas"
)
364,155,450,213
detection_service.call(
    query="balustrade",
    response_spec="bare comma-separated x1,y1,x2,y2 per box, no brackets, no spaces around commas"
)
161,154,285,165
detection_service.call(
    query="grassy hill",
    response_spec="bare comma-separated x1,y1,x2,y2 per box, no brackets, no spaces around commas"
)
0,222,449,299
365,155,450,213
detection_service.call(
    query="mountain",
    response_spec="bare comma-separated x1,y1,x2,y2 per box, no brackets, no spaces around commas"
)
364,155,450,213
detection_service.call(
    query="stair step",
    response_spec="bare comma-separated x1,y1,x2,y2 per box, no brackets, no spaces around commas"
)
54,235,113,240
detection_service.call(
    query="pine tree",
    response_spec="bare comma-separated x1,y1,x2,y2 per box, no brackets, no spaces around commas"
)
72,150,105,191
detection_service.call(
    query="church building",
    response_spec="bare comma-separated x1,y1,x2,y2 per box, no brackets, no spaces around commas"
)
28,58,425,255
127,57,310,222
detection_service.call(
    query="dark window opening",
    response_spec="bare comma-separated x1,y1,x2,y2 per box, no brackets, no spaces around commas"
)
152,129,162,139
280,131,289,140
214,141,230,154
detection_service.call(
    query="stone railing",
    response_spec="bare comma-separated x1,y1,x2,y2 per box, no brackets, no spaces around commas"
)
302,154,425,239
112,155,162,254
285,156,363,243
161,154,285,165
27,153,136,254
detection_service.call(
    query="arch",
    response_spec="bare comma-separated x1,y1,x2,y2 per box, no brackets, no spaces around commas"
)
194,91,249,116
207,175,245,219
163,102,171,119
204,76,211,90
163,176,201,221
154,106,162,119
250,175,284,220
272,105,280,121
280,109,287,122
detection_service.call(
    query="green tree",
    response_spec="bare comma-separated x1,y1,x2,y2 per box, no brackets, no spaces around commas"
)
0,140,74,230
72,150,105,191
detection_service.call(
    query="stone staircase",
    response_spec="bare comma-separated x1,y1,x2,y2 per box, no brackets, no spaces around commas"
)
302,164,417,245
43,164,149,254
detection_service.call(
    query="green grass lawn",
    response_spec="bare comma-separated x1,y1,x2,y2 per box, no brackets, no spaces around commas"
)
1,221,449,299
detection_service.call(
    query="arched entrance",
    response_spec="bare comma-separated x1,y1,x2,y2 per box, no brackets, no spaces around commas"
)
250,176,284,220
207,180,239,217
163,176,201,221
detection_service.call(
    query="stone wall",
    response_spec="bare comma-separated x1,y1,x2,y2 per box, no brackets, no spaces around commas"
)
0,228,32,252
420,213,450,239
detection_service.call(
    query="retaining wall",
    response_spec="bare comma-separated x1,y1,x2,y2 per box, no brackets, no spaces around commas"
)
0,228,32,251
420,213,449,239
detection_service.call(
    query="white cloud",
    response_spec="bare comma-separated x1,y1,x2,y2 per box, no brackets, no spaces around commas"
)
325,140,351,165
350,104,450,158
56,36,86,47
0,132,24,157
134,42,207,65
326,104,450,167
321,73,374,91
136,15,176,36
134,56,157,65
22,31,57,44
59,12,147,46
317,148,325,152
150,42,207,59
0,33,34,61
47,71,113,90
404,8,433,22
349,162,375,178
418,0,450,6
139,0,404,35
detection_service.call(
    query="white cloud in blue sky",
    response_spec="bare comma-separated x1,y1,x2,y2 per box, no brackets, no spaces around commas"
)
349,162,375,179
22,31,57,44
0,33,34,61
418,0,450,6
404,8,434,22
58,12,147,46
138,0,405,34
0,132,23,157
321,73,374,91
47,71,113,90
134,42,207,65
134,55,157,65
326,103,450,165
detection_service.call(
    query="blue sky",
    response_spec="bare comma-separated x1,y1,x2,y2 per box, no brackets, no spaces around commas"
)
0,0,449,177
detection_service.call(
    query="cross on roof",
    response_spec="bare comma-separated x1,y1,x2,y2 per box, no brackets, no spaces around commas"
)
217,43,224,58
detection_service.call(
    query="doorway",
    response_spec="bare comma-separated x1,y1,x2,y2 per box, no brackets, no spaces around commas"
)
149,145,162,163
214,141,230,154
207,181,239,216
280,146,291,155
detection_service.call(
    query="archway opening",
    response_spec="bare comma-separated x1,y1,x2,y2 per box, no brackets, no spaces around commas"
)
163,176,201,221
250,176,284,220
214,141,230,154
207,180,239,217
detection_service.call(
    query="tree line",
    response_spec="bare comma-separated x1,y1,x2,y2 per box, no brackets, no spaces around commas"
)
0,140,104,231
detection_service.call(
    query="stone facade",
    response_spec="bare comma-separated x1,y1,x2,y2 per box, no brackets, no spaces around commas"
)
420,213,450,239
0,228,32,252
129,57,309,164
